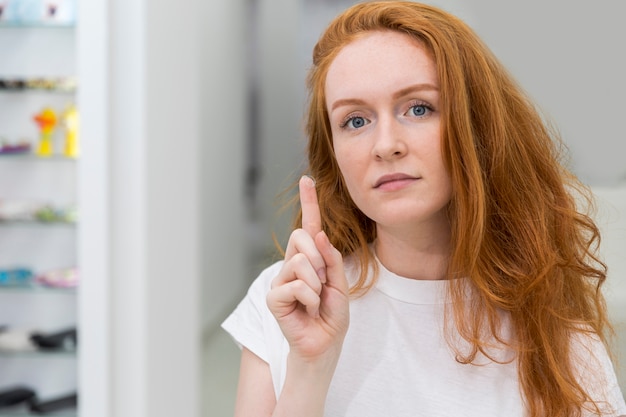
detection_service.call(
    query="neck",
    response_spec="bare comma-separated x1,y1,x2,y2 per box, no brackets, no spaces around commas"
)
374,218,451,281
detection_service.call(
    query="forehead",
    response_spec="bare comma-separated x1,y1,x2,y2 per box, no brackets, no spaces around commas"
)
325,31,438,103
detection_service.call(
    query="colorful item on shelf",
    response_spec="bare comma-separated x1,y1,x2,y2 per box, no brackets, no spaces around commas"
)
28,76,77,91
0,267,34,286
33,107,56,157
0,141,31,155
0,328,38,352
61,103,78,158
0,386,36,408
34,204,77,223
30,327,77,351
0,387,77,414
0,199,77,223
0,0,76,25
0,77,77,91
0,78,26,89
0,326,77,353
35,266,78,288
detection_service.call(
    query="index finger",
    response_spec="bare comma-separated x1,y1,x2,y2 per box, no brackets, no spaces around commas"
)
300,175,322,237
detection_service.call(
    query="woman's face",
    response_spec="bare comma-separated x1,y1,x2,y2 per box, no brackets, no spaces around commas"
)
325,30,452,234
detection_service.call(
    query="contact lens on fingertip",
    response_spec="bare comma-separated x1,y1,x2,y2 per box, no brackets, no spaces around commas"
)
302,175,316,187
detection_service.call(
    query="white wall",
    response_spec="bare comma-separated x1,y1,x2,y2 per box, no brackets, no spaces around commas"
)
79,0,250,416
198,0,249,334
468,0,626,185
251,0,306,251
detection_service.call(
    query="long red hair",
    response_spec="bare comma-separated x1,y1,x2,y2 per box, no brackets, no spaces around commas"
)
286,2,612,416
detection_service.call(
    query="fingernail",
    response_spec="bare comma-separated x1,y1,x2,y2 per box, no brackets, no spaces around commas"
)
317,267,327,284
302,175,316,187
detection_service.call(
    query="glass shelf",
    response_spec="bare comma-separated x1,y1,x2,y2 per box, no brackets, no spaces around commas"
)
0,284,76,294
0,411,76,417
0,154,77,161
0,220,77,227
0,86,76,94
0,349,77,358
0,74,77,91
0,22,75,29
0,88,76,95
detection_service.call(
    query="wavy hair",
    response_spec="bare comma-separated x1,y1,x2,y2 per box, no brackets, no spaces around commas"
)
286,2,612,416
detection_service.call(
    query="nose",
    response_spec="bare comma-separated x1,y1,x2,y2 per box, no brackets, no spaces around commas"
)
372,117,407,161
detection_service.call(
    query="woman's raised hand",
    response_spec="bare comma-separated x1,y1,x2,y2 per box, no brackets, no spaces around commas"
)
267,175,350,362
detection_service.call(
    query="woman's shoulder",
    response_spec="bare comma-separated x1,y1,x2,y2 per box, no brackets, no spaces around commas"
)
568,329,626,414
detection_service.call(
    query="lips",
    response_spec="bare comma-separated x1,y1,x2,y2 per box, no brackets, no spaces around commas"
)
374,173,419,188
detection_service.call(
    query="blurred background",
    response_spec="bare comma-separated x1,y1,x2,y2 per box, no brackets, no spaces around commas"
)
0,0,624,417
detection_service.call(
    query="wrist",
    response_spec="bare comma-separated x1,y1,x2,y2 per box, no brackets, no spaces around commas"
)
272,349,341,417
287,346,341,383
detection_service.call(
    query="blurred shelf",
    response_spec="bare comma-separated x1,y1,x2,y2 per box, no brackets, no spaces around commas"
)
0,87,76,94
0,76,77,92
0,411,76,417
1,5,80,416
0,220,77,227
0,154,77,161
0,285,76,294
0,350,77,358
0,22,75,29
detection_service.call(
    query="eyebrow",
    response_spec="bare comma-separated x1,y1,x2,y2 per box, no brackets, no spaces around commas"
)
392,83,439,100
330,83,439,111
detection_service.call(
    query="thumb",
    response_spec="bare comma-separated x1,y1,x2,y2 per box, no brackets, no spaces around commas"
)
315,231,348,295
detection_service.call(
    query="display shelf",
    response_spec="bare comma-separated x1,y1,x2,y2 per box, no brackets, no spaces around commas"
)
0,350,76,358
0,411,76,417
0,79,77,93
0,3,79,415
0,22,75,29
0,154,76,161
0,221,76,227
0,89,76,95
0,285,76,294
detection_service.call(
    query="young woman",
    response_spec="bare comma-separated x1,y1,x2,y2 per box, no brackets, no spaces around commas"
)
222,2,626,416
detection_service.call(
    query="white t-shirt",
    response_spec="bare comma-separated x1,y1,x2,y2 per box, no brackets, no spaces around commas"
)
222,257,626,417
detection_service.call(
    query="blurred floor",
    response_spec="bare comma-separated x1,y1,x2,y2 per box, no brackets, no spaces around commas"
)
203,327,240,417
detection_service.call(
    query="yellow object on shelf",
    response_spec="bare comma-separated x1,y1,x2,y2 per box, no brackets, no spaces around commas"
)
33,107,57,157
62,104,79,158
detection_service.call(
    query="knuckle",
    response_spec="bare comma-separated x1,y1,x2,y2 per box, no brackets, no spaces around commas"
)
291,279,308,293
291,228,308,240
291,252,310,268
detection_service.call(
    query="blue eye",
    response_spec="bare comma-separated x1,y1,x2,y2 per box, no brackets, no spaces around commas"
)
410,105,428,116
349,117,366,128
340,115,369,130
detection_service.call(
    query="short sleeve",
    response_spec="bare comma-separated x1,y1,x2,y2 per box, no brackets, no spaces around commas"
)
571,331,626,416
